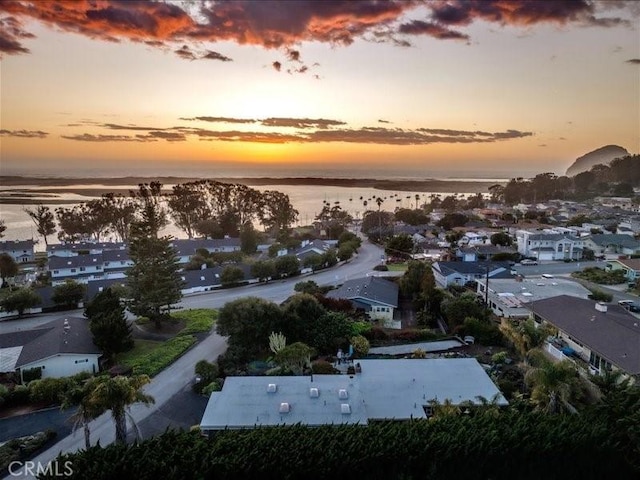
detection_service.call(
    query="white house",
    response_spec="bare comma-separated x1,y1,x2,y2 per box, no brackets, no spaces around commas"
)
48,254,104,285
0,317,102,382
605,258,640,283
516,231,583,261
170,238,241,264
0,239,36,263
47,241,126,257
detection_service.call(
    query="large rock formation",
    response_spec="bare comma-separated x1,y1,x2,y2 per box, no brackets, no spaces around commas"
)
566,145,629,176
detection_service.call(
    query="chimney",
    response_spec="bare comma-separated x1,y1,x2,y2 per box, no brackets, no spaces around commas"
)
595,302,607,313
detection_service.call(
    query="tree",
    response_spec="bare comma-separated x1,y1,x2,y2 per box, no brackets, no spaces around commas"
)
441,293,487,328
0,287,40,316
0,253,19,287
490,232,512,246
89,375,154,445
60,377,105,450
52,280,86,309
525,357,579,414
274,255,300,278
195,219,224,239
221,265,245,285
274,342,315,375
251,260,276,283
385,234,414,257
127,230,183,329
294,280,320,295
361,211,393,239
321,248,338,268
260,190,298,234
130,182,168,237
499,318,552,365
216,297,285,360
281,293,326,344
337,243,355,262
167,183,207,238
99,193,137,242
350,335,370,356
311,312,351,354
25,204,56,246
240,223,259,254
85,288,133,363
437,213,468,230
394,208,429,226
193,360,219,394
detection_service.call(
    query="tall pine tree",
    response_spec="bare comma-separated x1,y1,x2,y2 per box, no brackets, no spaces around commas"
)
126,183,183,329
85,288,133,363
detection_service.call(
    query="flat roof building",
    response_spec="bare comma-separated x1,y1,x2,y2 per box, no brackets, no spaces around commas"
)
200,358,506,431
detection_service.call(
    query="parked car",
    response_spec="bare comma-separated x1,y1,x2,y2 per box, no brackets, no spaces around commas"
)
520,259,538,266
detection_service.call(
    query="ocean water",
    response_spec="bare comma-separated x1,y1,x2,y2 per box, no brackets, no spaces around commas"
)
0,183,490,248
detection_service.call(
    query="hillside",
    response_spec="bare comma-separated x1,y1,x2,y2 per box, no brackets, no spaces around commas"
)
566,145,629,176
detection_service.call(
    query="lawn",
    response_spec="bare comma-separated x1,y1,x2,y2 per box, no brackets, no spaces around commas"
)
117,336,197,377
172,308,217,335
386,263,408,272
119,309,216,376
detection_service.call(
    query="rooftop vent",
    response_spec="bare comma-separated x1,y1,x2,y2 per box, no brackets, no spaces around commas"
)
340,403,351,414
279,402,290,413
595,303,607,313
309,387,319,398
338,389,348,400
267,383,277,393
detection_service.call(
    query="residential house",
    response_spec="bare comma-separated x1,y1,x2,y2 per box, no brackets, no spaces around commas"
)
200,358,506,432
459,232,489,246
583,234,640,257
102,249,134,278
527,296,640,380
170,237,241,264
516,231,583,261
326,276,399,327
47,241,126,257
48,254,104,285
431,261,513,288
605,258,640,283
477,277,591,319
0,317,102,383
0,239,36,263
292,239,335,262
456,244,517,262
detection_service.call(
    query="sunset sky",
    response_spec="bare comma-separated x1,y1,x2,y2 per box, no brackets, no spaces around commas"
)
1,0,639,179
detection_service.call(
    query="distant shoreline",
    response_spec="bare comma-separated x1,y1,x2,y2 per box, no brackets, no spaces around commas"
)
0,176,502,197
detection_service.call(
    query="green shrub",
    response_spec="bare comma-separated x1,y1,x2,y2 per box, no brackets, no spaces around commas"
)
193,360,219,394
588,289,613,303
7,385,30,406
311,360,338,374
172,309,217,335
349,321,372,336
350,335,370,356
492,351,509,365
123,335,197,377
202,379,224,396
373,264,389,271
28,377,71,405
0,384,8,406
22,367,42,383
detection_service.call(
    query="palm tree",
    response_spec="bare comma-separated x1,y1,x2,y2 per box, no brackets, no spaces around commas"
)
90,375,155,444
525,358,579,414
60,378,105,450
500,318,552,365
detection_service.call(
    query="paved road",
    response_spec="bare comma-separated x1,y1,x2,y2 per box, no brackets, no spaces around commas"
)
9,240,384,477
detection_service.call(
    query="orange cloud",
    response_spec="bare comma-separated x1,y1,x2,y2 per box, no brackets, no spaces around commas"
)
3,0,633,56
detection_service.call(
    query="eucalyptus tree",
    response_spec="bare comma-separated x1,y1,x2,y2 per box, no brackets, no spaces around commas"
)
24,204,56,246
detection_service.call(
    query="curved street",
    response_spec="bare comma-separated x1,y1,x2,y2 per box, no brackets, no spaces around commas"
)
14,240,384,476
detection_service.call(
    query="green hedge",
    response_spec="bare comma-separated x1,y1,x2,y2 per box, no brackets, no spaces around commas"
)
41,407,638,480
172,309,217,335
122,335,196,377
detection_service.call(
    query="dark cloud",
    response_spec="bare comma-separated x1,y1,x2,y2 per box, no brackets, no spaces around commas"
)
202,50,232,61
61,134,153,142
102,123,171,131
0,16,33,54
179,116,256,124
272,61,282,71
286,48,301,62
175,44,196,60
0,129,48,138
625,58,640,64
260,118,347,129
187,129,303,144
398,20,469,41
2,0,634,59
138,131,186,142
378,119,391,124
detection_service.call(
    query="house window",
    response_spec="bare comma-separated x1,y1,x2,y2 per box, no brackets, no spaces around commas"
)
557,244,562,253
80,267,85,272
70,268,76,273
53,270,59,274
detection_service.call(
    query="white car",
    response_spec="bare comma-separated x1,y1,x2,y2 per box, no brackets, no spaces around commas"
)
520,259,538,265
